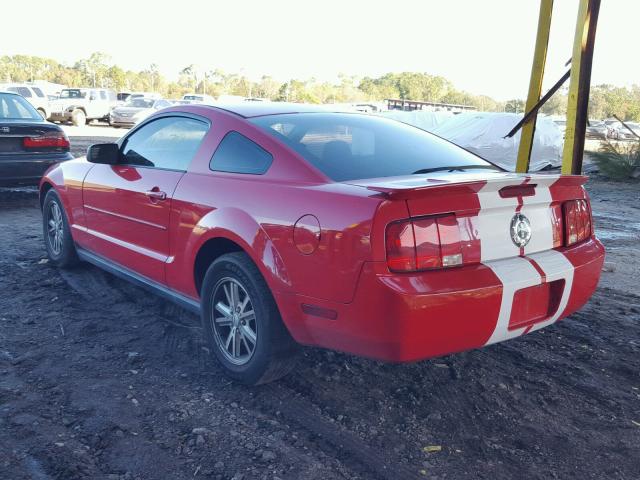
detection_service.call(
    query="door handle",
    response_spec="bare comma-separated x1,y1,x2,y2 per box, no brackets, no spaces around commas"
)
145,189,167,201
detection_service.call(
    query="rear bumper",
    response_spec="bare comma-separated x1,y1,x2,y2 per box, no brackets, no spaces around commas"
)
109,119,136,128
286,238,604,362
49,112,72,122
0,153,73,186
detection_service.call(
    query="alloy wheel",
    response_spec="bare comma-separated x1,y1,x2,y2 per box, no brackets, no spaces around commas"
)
47,202,64,256
210,277,258,365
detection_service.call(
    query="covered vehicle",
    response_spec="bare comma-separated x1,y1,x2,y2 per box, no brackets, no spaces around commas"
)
379,109,453,132
0,91,72,186
109,98,172,128
430,112,563,171
39,103,603,385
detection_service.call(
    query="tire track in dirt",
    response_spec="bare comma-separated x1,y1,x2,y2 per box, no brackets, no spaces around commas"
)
255,383,422,480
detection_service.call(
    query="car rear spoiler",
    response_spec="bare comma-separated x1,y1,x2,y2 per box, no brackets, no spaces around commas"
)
360,174,588,200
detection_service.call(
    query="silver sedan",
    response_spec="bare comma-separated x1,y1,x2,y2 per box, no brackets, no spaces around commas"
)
109,98,172,128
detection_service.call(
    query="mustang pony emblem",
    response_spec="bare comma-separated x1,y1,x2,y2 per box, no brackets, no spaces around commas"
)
510,213,532,248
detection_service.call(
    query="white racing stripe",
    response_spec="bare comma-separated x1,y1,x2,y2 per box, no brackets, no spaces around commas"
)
473,175,562,261
474,174,574,346
525,249,574,333
483,250,575,346
475,178,522,261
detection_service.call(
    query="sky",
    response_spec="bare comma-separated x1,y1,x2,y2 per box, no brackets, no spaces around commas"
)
0,0,636,101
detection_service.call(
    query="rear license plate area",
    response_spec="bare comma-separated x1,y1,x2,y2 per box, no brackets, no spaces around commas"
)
0,137,24,153
509,279,565,330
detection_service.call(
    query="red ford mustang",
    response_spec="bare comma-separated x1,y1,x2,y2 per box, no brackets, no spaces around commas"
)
40,103,605,384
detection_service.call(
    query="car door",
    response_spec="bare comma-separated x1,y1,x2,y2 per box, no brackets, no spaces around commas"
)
82,115,209,284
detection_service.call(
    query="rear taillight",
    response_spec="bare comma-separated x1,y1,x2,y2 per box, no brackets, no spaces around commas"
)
23,131,70,149
549,203,564,248
386,214,463,272
563,199,592,246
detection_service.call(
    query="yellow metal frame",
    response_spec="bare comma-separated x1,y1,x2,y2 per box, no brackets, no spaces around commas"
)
562,0,599,174
517,0,599,175
515,0,554,173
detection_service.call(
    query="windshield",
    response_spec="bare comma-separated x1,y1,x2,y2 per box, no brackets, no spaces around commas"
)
250,113,497,181
125,98,154,108
59,89,86,99
0,93,41,120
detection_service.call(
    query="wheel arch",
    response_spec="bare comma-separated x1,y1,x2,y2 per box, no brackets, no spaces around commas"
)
39,181,54,209
193,237,244,295
187,207,294,299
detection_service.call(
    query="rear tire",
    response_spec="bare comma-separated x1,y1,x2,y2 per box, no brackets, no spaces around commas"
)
71,109,86,127
42,190,79,268
200,252,298,385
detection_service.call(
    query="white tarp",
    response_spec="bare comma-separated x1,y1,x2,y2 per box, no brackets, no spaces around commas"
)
379,110,563,171
379,109,454,132
431,112,563,171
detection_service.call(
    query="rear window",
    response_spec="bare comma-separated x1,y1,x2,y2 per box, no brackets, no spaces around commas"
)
250,113,496,181
32,87,45,98
0,93,41,120
8,86,32,98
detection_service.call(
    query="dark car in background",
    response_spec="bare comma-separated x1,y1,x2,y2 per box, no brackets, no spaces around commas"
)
0,91,72,186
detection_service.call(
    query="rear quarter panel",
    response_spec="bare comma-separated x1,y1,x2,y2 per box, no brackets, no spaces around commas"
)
166,108,382,304
167,174,380,304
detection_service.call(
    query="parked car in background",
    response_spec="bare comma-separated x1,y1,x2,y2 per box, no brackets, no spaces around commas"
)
49,88,117,126
0,83,51,120
0,91,71,186
117,92,132,103
612,121,640,140
40,102,604,384
116,92,162,106
109,97,172,128
182,93,216,104
586,121,608,139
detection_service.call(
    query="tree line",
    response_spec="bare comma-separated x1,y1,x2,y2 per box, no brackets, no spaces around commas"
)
1,52,638,121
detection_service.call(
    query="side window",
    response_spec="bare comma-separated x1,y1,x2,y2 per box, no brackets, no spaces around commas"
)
121,116,208,171
32,87,45,98
99,90,107,100
209,131,273,175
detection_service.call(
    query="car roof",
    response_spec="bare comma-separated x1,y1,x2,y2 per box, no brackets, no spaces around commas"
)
207,101,343,118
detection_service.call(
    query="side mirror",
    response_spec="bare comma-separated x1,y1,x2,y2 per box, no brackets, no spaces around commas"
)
87,143,119,165
89,95,97,101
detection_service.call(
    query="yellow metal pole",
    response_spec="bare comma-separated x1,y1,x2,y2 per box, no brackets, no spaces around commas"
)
562,0,601,174
516,0,554,173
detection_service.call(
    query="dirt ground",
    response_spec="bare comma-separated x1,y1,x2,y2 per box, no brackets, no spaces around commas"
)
0,136,639,479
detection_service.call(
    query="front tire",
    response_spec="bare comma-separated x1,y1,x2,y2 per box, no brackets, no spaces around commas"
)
42,190,79,268
201,252,298,385
71,109,86,127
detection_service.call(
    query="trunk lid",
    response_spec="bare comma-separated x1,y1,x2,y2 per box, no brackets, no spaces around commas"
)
348,171,587,263
0,121,67,156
